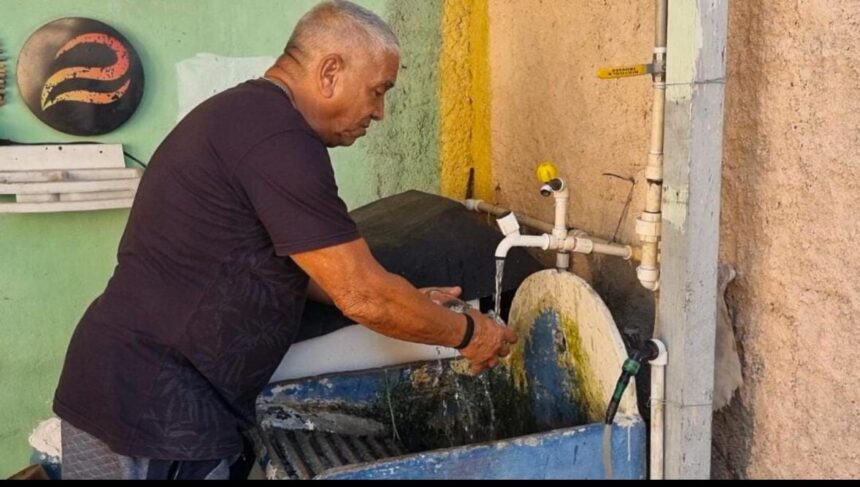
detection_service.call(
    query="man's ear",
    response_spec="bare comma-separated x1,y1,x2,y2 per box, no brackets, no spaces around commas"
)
318,54,344,99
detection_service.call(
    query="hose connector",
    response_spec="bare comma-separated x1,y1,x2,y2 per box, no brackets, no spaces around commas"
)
604,340,662,425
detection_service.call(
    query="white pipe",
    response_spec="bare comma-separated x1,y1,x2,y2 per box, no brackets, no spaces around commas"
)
555,251,571,272
551,186,570,271
464,199,555,234
636,0,668,291
648,339,668,480
494,233,551,259
494,229,604,267
551,186,570,242
592,241,634,260
465,199,638,261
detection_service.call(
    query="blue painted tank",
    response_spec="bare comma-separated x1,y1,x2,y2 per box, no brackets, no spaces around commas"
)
253,271,646,480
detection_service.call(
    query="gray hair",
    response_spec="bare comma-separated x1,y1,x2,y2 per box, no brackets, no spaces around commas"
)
286,0,400,60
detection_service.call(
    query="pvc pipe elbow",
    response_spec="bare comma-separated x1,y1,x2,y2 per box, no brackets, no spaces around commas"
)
495,236,515,260
638,265,660,291
640,280,660,291
540,178,567,197
648,339,668,366
495,234,551,259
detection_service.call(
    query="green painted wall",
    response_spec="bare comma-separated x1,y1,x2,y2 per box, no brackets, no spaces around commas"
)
357,0,443,205
0,0,441,476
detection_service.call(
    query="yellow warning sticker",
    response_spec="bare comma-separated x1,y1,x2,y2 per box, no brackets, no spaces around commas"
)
597,64,650,79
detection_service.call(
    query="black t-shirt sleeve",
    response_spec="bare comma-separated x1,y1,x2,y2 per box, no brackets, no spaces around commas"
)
234,130,360,256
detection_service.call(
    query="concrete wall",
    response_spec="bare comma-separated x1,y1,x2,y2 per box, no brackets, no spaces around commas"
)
488,0,859,480
0,0,444,477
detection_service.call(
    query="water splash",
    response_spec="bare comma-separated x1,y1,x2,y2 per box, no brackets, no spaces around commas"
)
494,259,505,320
478,373,497,440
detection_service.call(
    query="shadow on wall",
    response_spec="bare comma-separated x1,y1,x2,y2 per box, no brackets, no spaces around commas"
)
587,255,655,421
528,250,655,420
710,268,753,480
711,394,754,479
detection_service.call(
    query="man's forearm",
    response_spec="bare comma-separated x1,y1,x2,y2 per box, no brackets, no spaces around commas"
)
339,271,467,349
290,238,514,373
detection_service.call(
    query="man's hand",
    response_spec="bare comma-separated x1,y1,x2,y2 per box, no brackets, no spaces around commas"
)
418,286,462,306
459,311,518,375
418,286,517,375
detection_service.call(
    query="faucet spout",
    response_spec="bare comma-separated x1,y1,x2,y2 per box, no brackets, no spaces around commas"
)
495,234,552,260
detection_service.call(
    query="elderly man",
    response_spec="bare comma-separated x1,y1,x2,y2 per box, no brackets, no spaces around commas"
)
53,0,516,480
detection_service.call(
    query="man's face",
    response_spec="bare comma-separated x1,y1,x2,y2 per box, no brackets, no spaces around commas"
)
320,51,399,147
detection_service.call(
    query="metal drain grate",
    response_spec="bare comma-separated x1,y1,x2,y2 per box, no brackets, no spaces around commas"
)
255,427,406,479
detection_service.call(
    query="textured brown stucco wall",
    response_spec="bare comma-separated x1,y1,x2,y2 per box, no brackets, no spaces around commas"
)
488,0,657,353
489,0,859,479
714,0,860,479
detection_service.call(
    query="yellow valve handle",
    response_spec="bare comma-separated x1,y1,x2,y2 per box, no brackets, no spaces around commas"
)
536,162,559,184
597,64,652,80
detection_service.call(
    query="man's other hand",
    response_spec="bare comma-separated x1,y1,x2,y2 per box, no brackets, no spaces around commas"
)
460,311,518,376
419,286,462,306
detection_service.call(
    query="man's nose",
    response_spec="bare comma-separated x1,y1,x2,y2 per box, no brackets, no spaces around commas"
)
371,99,385,121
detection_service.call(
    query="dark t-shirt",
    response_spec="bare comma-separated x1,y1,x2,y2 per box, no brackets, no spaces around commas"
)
53,79,360,460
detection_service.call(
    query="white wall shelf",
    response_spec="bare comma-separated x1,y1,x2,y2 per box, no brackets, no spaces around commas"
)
0,144,141,214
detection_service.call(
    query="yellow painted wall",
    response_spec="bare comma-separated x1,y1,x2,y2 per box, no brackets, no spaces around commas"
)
439,0,493,201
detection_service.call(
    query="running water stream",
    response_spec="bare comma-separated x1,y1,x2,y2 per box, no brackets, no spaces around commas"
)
493,259,505,321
